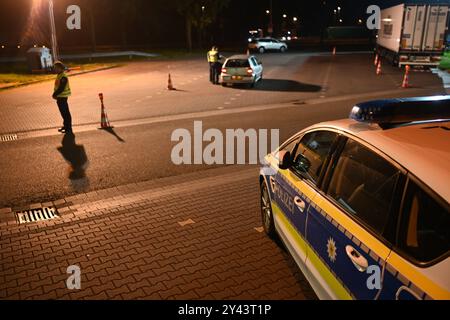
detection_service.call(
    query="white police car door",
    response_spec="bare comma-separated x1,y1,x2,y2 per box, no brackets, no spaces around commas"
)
274,131,339,268
306,137,401,299
378,176,450,300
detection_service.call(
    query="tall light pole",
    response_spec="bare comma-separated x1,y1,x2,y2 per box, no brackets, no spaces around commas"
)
48,0,59,61
268,0,273,36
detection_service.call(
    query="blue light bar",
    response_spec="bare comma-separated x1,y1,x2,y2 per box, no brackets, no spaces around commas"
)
350,96,450,128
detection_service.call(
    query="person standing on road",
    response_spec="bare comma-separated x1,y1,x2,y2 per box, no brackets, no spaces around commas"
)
52,61,72,134
207,46,223,85
207,46,218,84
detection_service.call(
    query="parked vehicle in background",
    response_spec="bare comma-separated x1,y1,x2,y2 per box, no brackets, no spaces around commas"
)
248,38,288,53
376,4,450,67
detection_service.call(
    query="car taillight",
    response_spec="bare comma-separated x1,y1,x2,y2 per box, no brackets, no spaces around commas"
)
221,68,227,74
247,68,253,74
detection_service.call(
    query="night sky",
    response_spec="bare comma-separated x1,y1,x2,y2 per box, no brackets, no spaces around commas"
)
0,0,449,49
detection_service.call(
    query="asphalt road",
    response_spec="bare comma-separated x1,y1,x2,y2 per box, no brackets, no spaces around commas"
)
0,51,446,207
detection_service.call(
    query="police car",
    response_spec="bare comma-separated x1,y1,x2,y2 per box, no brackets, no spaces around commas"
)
259,96,450,300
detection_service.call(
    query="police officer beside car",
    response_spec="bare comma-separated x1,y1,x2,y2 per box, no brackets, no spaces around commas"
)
207,46,223,85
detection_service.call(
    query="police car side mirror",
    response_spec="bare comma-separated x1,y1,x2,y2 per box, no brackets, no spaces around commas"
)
278,151,292,170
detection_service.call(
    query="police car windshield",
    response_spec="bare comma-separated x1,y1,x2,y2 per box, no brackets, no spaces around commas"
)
226,59,250,68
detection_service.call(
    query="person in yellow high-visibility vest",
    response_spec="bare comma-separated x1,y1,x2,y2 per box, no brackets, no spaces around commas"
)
207,46,223,84
52,61,72,134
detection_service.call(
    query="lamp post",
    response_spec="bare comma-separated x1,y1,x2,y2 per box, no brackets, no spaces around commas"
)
267,0,273,36
48,0,59,61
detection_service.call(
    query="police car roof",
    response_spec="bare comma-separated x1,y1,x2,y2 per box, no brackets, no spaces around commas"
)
309,118,450,202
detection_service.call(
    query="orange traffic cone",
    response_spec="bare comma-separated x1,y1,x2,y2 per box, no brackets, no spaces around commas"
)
374,54,379,66
376,60,382,75
332,47,336,55
98,93,112,129
246,48,250,56
167,73,175,90
402,65,410,88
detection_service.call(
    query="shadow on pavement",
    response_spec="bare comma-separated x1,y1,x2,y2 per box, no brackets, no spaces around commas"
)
230,79,322,92
101,127,125,142
57,133,89,183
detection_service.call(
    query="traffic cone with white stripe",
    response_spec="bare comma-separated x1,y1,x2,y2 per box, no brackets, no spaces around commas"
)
374,53,379,66
246,48,250,56
402,65,410,88
332,46,336,55
376,60,382,75
167,73,175,90
98,93,112,129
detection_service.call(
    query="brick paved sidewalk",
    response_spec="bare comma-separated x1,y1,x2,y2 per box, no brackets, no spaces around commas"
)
0,166,316,300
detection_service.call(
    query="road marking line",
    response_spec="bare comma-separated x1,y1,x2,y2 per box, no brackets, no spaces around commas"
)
254,227,264,233
178,219,195,227
136,100,142,103
217,106,224,110
224,102,231,105
230,97,236,100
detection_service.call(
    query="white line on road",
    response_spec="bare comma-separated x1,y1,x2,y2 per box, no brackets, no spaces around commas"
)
13,86,441,140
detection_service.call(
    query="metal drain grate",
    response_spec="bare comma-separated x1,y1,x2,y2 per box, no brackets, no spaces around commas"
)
0,134,18,142
15,207,59,224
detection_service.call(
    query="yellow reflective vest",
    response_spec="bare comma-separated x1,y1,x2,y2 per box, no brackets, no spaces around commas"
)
54,72,71,98
207,50,219,63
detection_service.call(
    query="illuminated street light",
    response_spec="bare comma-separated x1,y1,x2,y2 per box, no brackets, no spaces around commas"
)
201,6,205,12
266,10,270,14
17,45,21,49
283,14,287,18
293,17,298,22
1,45,5,49
358,19,363,24
47,0,59,61
339,19,343,23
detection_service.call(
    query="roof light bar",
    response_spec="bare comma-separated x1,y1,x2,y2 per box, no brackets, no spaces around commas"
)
350,96,450,129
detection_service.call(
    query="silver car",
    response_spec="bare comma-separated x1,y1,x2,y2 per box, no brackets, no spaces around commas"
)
220,55,263,88
248,38,288,53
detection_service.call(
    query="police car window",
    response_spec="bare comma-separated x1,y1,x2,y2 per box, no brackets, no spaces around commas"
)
398,180,450,263
226,59,250,68
327,139,400,235
274,138,299,160
291,131,338,183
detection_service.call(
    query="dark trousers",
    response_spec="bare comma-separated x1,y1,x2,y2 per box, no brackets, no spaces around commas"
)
56,97,72,131
212,62,221,84
209,62,215,83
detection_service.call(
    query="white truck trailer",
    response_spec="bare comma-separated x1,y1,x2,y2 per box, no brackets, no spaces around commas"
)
376,4,449,67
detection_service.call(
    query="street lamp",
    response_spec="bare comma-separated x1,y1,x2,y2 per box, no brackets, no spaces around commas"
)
48,0,59,61
293,17,298,22
283,14,287,18
267,0,273,36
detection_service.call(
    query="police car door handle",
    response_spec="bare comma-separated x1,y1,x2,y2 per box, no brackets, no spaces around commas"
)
294,196,306,212
345,245,368,272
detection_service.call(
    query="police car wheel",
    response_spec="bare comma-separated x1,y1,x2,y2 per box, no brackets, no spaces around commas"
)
261,182,276,238
259,47,266,53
